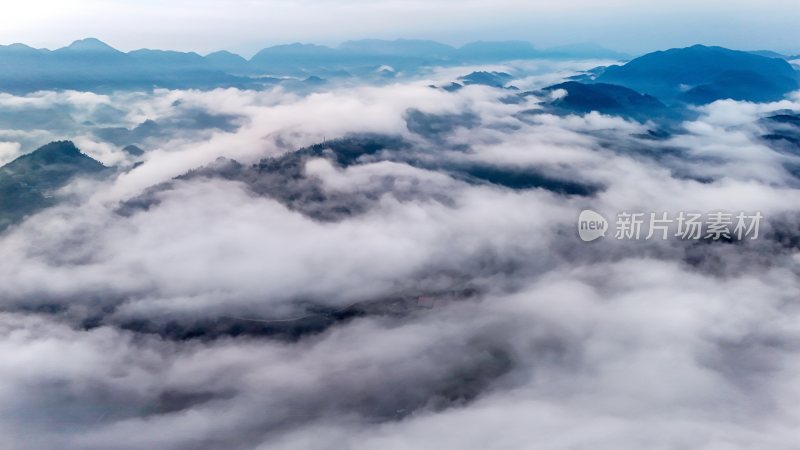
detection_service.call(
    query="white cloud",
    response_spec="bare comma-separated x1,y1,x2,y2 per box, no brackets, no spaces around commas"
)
0,141,21,165
2,74,800,449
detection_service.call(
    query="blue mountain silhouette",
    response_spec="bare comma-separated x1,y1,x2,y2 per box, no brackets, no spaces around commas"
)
597,45,799,104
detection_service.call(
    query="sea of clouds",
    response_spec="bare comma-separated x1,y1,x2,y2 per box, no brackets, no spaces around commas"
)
1,62,800,449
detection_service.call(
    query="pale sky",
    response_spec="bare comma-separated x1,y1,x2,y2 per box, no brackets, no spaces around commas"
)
2,0,799,57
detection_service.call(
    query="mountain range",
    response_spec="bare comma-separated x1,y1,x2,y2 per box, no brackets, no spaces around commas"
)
1,39,796,111
0,38,629,92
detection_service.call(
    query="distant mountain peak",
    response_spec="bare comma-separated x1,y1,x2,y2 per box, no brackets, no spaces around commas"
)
459,71,513,88
36,140,81,153
206,50,244,58
205,50,248,65
24,140,94,163
0,140,107,229
542,81,667,121
1,43,39,52
63,38,119,53
461,40,534,48
3,140,107,177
